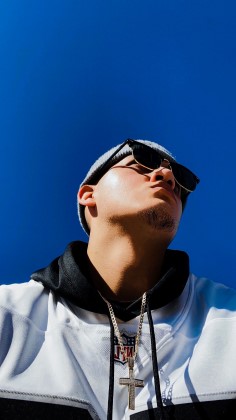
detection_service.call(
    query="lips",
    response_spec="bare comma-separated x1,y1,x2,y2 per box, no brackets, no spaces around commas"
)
150,181,177,201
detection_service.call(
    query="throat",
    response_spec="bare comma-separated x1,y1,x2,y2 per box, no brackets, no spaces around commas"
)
87,260,163,302
86,236,166,301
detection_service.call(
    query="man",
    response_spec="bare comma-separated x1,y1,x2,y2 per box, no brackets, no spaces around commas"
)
0,138,235,420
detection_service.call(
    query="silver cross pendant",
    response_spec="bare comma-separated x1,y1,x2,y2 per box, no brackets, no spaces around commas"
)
119,357,144,410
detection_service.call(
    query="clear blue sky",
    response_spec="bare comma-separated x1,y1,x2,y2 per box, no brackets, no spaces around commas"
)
1,0,235,288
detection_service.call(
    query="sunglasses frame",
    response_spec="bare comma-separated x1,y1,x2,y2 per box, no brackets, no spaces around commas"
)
98,138,200,195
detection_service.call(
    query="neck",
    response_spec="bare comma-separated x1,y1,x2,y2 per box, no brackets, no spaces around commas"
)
86,227,170,301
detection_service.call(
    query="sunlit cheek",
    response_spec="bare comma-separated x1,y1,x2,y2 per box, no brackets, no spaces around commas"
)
95,172,138,214
100,171,131,191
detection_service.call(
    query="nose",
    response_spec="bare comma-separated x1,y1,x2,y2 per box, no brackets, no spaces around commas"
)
149,159,176,190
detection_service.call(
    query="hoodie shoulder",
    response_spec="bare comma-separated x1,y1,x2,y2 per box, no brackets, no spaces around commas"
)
192,275,236,312
0,280,50,329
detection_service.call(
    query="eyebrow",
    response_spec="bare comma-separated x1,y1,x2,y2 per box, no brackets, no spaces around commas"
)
112,157,136,167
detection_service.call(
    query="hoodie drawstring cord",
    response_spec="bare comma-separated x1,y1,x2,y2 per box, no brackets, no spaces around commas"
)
107,316,115,420
107,300,166,420
146,296,165,420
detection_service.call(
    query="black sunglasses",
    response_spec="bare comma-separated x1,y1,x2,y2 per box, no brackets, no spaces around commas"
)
98,139,200,195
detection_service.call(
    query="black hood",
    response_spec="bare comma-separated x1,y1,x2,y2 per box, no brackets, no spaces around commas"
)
31,241,190,321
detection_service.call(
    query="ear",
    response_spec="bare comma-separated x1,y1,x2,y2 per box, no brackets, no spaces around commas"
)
78,185,96,207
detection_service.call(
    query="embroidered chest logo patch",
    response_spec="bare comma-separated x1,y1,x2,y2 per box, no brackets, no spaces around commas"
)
114,330,136,365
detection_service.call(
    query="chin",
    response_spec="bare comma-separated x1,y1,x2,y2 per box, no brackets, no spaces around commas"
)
139,207,179,234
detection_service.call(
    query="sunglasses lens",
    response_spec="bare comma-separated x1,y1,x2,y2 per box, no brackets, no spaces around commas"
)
171,163,197,192
132,143,162,169
131,142,198,192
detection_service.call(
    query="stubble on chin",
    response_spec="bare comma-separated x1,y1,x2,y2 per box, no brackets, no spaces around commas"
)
140,207,178,233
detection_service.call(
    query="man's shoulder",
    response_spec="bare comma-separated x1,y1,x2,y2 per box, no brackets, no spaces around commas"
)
0,280,50,321
0,279,46,298
190,273,236,313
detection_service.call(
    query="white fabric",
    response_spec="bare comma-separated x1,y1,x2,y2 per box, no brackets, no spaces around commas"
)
0,275,236,419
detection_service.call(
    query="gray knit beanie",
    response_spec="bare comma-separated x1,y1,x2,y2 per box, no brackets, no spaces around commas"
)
78,139,177,235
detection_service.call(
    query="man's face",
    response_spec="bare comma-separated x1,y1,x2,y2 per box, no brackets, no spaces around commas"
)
89,154,182,240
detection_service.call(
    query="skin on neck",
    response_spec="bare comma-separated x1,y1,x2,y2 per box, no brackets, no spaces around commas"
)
86,219,174,302
79,155,182,302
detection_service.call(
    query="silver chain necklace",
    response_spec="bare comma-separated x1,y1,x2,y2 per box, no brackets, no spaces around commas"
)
102,292,147,410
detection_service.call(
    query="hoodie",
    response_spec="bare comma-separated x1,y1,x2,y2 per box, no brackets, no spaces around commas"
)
0,241,236,419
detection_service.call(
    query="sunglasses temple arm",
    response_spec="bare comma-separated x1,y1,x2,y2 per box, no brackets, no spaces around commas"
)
98,139,131,173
